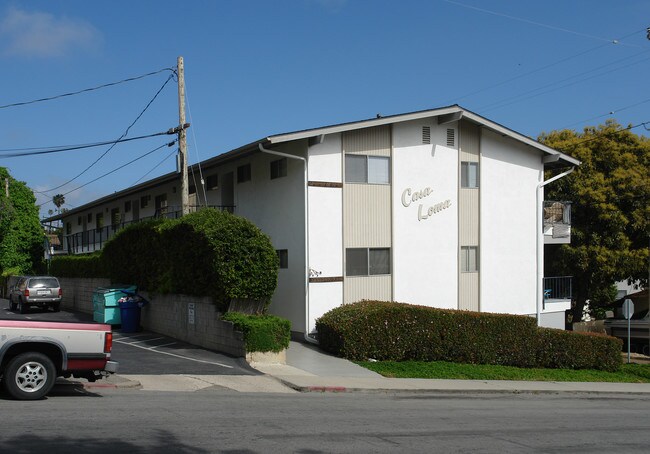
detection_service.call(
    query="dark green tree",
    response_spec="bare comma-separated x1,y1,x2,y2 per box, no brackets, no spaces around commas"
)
538,120,649,321
0,167,45,275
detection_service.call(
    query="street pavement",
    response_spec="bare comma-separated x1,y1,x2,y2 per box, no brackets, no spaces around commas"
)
3,301,650,396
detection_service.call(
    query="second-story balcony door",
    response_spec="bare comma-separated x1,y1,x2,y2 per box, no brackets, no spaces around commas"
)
132,199,140,222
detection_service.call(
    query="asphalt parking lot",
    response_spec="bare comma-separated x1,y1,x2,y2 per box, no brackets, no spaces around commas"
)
0,300,259,376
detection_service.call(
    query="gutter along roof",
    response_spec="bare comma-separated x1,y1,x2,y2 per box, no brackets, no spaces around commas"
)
42,105,579,222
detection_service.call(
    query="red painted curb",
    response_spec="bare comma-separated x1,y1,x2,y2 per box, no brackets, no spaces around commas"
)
306,386,347,393
82,383,118,389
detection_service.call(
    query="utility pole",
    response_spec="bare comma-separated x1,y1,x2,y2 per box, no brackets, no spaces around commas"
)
177,56,190,216
4,178,8,198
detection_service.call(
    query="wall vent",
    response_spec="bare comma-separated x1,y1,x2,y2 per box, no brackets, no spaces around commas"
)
446,128,455,147
422,126,431,144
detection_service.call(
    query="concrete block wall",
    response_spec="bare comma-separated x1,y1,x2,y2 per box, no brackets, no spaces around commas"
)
58,278,246,357
60,277,111,313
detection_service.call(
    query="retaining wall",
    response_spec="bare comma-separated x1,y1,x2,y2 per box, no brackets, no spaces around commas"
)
58,277,246,357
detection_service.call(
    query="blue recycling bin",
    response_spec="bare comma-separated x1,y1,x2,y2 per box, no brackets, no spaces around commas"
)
118,299,142,333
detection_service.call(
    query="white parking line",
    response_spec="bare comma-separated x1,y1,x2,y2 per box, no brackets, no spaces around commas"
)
116,338,234,368
149,342,177,349
119,337,165,345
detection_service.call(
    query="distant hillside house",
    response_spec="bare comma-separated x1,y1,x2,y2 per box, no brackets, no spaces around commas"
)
44,105,580,336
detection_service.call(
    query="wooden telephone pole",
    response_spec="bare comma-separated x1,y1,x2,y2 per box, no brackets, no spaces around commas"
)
177,56,190,216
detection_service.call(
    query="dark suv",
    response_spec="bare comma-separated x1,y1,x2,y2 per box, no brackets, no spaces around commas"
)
9,276,62,313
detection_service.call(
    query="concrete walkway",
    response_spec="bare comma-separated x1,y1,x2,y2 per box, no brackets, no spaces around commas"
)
250,341,650,395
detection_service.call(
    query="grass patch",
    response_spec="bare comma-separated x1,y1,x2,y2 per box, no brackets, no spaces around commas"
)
356,360,650,383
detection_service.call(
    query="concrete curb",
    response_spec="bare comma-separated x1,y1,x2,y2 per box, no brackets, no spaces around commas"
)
55,375,141,390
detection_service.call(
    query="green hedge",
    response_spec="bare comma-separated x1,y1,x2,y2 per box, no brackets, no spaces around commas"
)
222,312,291,353
51,253,107,278
316,301,622,371
75,209,278,313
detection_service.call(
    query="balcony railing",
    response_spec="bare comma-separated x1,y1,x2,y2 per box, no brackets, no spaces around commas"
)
62,205,235,255
543,276,573,306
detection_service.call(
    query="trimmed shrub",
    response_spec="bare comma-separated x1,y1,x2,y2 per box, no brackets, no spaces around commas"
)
222,312,291,353
317,300,622,371
100,209,278,312
51,253,107,278
536,328,622,372
173,209,279,312
101,220,165,290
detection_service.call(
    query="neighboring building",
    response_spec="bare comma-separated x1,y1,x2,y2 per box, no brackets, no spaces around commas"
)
44,105,579,336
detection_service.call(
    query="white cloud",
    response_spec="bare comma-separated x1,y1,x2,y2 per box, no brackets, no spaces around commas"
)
0,7,101,58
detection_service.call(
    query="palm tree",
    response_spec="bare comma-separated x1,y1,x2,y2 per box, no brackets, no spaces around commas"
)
53,194,65,213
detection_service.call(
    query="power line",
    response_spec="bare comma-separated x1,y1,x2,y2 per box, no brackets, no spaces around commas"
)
0,68,174,110
0,130,175,158
556,121,650,152
38,140,178,207
442,0,644,47
558,98,650,130
39,72,176,193
478,52,650,113
132,148,177,186
443,27,646,106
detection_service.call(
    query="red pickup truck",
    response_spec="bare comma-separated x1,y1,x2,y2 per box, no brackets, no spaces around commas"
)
0,320,118,400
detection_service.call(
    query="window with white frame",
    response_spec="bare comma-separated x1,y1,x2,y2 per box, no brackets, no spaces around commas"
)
460,246,479,273
345,155,390,184
461,162,479,188
346,248,391,276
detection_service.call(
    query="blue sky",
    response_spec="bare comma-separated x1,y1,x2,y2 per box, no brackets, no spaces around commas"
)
0,0,648,216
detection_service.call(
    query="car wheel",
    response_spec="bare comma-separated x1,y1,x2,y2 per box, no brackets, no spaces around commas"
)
9,295,16,311
2,352,56,400
52,302,61,312
19,299,28,314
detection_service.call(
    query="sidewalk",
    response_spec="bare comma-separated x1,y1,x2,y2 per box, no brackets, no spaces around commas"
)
251,341,650,395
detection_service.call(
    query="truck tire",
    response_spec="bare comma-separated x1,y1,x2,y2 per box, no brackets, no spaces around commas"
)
3,352,56,400
19,299,28,314
52,302,61,312
9,295,16,311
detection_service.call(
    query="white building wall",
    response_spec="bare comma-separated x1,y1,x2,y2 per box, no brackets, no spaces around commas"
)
392,120,459,309
195,143,307,333
480,129,541,316
307,134,343,334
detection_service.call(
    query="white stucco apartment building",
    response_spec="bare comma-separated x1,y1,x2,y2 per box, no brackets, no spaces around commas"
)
47,105,579,336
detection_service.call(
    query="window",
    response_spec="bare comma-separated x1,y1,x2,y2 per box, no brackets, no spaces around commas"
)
96,213,104,231
345,155,390,184
87,213,93,223
461,246,479,273
237,164,251,183
140,195,151,208
346,248,391,276
125,201,131,213
461,162,479,188
110,208,121,230
206,174,218,190
276,249,288,269
270,158,287,180
77,216,82,226
66,222,72,235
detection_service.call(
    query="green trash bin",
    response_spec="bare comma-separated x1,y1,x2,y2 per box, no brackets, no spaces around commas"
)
92,285,137,324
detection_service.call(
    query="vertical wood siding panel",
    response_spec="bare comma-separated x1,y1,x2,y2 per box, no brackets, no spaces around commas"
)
458,120,480,312
342,126,392,303
344,276,392,304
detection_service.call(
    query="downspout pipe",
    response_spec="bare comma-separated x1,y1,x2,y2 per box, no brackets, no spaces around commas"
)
258,143,318,344
536,166,575,326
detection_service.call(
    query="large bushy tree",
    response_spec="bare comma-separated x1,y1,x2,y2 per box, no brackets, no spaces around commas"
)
538,120,649,321
0,167,45,275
